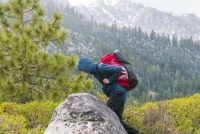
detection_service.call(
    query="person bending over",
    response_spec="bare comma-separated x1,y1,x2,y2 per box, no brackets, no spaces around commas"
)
78,57,139,134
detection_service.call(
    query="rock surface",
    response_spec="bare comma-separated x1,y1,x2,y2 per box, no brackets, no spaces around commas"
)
45,93,127,134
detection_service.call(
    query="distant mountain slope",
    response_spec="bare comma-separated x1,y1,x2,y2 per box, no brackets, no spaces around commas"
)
52,0,200,40
41,0,200,102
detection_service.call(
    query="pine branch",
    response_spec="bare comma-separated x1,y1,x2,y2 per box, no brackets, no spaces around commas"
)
2,45,12,50
0,12,20,19
24,19,33,24
24,6,34,14
14,79,23,83
0,66,7,69
7,25,16,31
28,81,38,86
0,66,23,72
7,67,23,71
26,74,56,80
24,0,41,14
59,87,69,90
19,0,24,36
2,23,21,33
0,119,3,125
33,40,41,43
27,65,38,69
52,19,58,28
24,19,43,24
28,81,53,91
23,0,41,16
50,38,59,42
33,0,41,3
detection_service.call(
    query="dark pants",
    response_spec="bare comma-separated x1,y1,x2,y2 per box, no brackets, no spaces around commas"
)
106,93,139,134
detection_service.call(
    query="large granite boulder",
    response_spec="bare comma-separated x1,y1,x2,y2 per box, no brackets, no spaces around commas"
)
45,93,127,134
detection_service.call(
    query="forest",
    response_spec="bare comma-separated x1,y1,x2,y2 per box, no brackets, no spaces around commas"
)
56,5,200,102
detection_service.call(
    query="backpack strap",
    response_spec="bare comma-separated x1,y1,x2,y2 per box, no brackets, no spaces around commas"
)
95,63,105,81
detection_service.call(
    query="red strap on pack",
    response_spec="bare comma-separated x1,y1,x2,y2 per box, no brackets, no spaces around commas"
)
99,54,130,89
99,54,121,66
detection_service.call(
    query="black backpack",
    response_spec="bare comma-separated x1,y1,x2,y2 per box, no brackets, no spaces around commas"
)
114,50,138,90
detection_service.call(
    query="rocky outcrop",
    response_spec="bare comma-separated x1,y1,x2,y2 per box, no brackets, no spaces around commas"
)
45,93,127,134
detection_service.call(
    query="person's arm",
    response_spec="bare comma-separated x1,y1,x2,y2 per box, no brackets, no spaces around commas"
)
98,63,122,84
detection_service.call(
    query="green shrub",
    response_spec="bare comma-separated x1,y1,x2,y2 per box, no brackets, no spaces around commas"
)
0,101,59,133
0,102,17,114
0,93,199,134
14,101,59,129
124,93,200,134
0,113,27,134
168,93,200,134
95,91,108,103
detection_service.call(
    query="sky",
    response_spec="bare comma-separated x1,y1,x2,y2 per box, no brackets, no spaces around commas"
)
132,0,200,16
68,0,200,17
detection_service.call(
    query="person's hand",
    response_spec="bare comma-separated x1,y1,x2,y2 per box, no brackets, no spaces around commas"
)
103,78,110,84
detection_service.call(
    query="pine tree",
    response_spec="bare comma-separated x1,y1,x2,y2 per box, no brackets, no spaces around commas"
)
0,0,93,102
172,34,178,46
